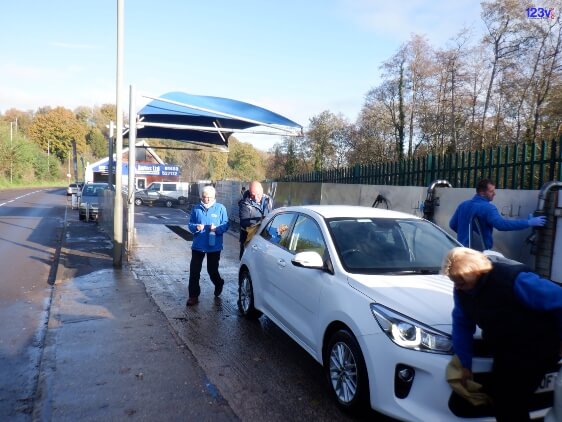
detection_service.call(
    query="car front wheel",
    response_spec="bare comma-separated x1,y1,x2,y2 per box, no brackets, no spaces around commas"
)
324,329,370,414
165,199,173,208
134,198,143,206
237,270,262,319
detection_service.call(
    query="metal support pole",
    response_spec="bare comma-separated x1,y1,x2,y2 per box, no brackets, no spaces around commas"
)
113,0,124,268
127,85,136,251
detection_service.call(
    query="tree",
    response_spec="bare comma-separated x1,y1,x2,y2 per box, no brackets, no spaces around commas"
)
305,111,350,171
86,127,109,158
479,0,525,148
0,108,35,136
27,107,87,162
267,136,308,179
227,138,265,181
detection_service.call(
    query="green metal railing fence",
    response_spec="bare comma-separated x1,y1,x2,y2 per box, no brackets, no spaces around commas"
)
282,137,562,189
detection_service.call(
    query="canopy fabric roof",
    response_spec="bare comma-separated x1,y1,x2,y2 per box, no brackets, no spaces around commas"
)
132,91,302,148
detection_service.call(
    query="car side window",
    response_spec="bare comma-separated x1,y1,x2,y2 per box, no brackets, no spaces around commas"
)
163,184,176,191
261,213,295,247
289,215,326,256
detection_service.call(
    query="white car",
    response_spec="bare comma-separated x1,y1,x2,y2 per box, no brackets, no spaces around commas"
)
237,205,556,421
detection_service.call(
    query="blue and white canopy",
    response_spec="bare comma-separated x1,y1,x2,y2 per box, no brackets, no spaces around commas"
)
131,91,302,149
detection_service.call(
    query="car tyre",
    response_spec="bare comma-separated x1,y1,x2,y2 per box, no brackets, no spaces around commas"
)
165,199,173,208
178,196,186,205
324,329,370,415
237,270,262,319
134,198,143,206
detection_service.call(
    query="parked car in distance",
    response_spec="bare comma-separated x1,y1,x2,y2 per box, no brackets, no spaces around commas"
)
238,205,557,421
134,189,176,208
67,182,79,196
134,181,189,207
78,182,110,221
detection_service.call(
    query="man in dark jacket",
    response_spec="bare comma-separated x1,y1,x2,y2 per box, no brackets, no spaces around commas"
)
443,247,562,421
449,178,546,250
238,181,272,259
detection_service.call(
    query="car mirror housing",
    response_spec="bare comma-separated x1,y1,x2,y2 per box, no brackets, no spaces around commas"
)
291,251,324,269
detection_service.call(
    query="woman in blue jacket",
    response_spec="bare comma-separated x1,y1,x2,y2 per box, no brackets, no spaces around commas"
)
443,247,562,421
186,185,229,306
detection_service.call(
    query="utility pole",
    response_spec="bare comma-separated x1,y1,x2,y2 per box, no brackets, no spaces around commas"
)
113,0,124,268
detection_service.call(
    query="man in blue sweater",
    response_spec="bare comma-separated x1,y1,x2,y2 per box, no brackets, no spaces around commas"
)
186,185,229,306
449,178,546,250
443,247,562,421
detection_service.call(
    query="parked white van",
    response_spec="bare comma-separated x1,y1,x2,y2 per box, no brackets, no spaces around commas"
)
134,181,189,207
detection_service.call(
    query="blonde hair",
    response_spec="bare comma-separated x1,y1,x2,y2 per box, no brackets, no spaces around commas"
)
442,247,493,282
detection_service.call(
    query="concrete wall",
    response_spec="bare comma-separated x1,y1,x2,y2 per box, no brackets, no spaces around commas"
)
98,180,543,268
432,187,539,266
215,181,540,267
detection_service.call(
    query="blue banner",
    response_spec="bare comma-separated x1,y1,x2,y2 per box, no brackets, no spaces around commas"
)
92,161,181,177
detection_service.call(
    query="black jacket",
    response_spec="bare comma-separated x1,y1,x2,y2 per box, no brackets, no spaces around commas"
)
238,194,272,242
457,256,559,363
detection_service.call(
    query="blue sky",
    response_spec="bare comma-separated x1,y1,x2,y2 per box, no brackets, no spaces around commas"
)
0,0,484,150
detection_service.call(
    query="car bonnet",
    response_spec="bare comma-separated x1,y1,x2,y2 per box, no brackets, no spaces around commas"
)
347,273,454,331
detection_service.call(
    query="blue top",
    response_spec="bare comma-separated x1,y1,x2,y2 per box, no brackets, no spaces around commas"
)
449,194,530,249
452,271,562,369
188,202,229,252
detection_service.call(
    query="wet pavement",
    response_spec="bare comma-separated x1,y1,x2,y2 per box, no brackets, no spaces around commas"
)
35,210,237,421
36,205,381,421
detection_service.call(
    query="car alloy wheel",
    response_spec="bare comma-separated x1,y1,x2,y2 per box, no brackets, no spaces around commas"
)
134,198,143,206
165,200,173,208
325,329,369,414
237,270,262,319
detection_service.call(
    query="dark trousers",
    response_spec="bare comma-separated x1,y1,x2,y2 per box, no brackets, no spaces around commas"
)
489,351,559,422
188,250,223,298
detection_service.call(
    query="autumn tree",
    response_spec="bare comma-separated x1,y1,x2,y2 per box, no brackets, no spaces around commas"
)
0,108,35,136
267,136,309,179
227,138,266,181
28,107,87,162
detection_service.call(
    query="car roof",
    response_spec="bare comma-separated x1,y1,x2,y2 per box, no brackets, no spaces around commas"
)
274,205,421,220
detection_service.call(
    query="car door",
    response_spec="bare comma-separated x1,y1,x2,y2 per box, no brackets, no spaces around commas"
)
254,213,297,310
263,213,329,350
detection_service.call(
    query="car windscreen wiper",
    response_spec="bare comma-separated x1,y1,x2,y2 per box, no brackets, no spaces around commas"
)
380,268,440,275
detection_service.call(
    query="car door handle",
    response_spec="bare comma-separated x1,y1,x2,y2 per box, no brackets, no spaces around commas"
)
277,259,286,268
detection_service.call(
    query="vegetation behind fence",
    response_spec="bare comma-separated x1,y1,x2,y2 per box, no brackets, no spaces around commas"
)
282,137,562,190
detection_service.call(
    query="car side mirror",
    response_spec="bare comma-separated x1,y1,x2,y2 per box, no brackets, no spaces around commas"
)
292,251,324,269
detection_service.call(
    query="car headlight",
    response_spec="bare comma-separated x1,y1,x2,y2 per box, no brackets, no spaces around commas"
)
370,303,452,354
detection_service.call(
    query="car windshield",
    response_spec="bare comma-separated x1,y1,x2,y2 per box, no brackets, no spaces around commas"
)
327,217,458,275
82,185,107,197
